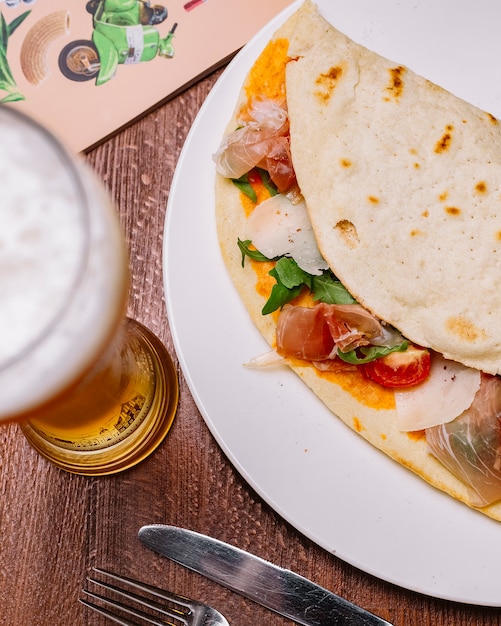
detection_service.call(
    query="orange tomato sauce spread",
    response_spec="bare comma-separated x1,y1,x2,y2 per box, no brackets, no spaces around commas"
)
240,38,395,412
244,38,289,102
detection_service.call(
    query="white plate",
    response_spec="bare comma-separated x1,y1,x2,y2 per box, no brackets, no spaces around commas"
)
164,0,501,606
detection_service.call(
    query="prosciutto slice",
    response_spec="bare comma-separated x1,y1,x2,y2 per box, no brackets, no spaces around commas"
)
426,374,501,507
276,302,390,361
213,98,296,193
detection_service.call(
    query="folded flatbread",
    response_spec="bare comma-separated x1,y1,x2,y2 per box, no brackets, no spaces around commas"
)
214,0,501,520
286,2,501,376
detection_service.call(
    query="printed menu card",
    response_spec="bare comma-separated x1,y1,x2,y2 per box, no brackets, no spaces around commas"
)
1,0,295,151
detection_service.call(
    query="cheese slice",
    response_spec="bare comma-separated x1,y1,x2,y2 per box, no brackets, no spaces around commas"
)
246,193,329,275
395,355,481,431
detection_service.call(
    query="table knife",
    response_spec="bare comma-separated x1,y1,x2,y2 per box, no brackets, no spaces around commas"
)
138,525,393,626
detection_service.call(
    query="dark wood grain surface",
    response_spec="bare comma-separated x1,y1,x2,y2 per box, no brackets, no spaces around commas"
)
1,68,500,626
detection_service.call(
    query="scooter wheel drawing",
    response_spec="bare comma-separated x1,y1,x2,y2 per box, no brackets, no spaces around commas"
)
58,39,100,82
85,0,99,14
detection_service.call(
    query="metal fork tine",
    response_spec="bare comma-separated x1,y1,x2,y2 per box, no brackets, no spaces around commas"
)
92,567,192,610
81,568,230,626
81,589,180,626
87,575,186,619
80,597,140,626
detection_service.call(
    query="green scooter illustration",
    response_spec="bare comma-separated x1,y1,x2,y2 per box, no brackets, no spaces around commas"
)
58,0,177,86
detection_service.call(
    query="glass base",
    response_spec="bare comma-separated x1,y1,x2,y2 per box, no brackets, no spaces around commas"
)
20,319,179,476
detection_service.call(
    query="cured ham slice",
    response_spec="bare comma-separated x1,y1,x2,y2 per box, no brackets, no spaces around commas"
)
322,304,393,351
426,374,501,506
213,98,296,192
276,304,335,361
276,302,390,361
261,136,296,193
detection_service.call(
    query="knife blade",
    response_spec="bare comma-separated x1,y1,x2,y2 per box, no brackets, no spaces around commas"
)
138,525,393,626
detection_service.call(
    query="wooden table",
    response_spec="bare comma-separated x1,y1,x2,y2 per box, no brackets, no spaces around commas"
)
1,68,500,626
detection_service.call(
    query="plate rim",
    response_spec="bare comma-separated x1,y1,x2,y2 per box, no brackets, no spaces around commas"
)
163,0,501,607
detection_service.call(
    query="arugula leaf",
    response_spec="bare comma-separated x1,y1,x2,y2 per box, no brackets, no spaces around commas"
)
257,167,278,197
238,238,359,314
337,342,408,365
261,257,312,314
312,272,356,304
231,173,257,203
238,238,271,266
262,280,303,315
238,243,310,313
231,167,278,202
273,256,312,290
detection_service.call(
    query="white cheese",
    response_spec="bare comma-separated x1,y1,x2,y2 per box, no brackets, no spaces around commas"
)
243,350,285,368
395,355,481,431
246,194,329,275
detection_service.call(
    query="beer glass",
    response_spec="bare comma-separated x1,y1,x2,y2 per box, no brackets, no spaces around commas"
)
1,106,178,475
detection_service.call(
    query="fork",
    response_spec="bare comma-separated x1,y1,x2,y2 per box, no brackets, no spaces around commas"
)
81,567,230,626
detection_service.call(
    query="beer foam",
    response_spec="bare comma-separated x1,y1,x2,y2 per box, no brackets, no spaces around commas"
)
0,122,85,365
0,109,128,419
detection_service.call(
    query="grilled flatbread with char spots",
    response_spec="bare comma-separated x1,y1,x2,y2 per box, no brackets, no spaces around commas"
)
214,0,501,520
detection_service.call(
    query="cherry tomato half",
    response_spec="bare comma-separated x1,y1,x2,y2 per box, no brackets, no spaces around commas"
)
362,344,431,388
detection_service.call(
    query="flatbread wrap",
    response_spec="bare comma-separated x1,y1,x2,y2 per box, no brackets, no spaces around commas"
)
214,0,501,519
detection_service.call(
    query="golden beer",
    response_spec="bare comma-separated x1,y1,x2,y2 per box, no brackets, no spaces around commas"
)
1,107,178,475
